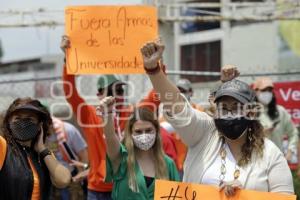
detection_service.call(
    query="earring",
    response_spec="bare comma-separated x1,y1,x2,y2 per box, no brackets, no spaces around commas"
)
248,130,253,142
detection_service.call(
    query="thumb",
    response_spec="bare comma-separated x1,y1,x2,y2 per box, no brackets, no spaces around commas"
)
157,43,165,57
155,39,165,56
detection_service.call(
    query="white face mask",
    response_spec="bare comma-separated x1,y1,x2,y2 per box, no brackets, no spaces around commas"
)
132,133,156,151
257,91,273,105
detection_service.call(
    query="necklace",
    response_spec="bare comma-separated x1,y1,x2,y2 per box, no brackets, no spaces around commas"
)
219,144,240,186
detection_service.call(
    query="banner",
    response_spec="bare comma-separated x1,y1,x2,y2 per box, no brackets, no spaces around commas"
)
65,6,158,74
273,81,300,125
154,180,296,200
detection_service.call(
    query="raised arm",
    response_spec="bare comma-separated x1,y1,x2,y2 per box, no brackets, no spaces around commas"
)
140,41,184,116
60,36,94,121
35,124,71,188
97,96,121,173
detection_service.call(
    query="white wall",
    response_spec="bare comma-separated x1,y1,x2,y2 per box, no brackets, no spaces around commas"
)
222,22,278,83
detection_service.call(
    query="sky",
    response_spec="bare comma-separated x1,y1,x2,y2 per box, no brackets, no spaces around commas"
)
0,0,143,62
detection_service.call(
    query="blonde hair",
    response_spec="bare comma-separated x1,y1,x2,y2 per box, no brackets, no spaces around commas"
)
122,107,168,192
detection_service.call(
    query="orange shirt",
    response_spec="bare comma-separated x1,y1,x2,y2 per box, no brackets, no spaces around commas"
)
28,158,40,200
0,136,40,199
63,67,132,192
0,136,7,170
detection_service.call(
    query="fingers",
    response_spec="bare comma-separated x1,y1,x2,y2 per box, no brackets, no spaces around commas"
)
97,96,115,115
39,123,44,137
72,175,82,183
155,41,165,56
141,42,155,58
140,39,165,58
224,185,238,197
60,35,71,52
220,181,242,197
70,160,83,167
141,45,149,58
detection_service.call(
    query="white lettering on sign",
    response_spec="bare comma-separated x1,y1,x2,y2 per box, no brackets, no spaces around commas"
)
286,108,300,120
292,90,300,101
279,88,300,102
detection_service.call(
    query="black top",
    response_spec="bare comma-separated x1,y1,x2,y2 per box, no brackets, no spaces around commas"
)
0,142,51,200
144,176,154,188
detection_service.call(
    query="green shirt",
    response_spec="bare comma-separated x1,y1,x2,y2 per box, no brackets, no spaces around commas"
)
259,105,298,153
106,144,180,200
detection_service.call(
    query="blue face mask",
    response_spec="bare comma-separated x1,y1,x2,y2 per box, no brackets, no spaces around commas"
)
9,119,40,141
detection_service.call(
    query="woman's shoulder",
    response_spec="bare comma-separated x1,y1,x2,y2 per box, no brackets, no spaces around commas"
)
0,135,6,149
0,135,7,170
276,105,290,117
262,138,284,158
163,154,176,167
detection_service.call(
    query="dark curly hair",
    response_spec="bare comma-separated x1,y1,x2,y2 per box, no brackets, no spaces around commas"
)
220,120,265,167
267,92,279,120
2,97,53,152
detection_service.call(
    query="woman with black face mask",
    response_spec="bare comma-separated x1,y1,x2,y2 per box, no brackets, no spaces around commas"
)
0,98,71,200
254,77,298,163
140,41,294,197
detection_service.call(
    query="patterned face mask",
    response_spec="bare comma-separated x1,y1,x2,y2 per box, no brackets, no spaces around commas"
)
132,132,156,151
9,119,40,141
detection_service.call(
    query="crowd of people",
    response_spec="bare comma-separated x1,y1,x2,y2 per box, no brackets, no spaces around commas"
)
0,36,299,200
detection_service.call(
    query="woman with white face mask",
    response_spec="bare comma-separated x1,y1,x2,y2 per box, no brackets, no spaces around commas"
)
254,77,298,162
97,98,179,200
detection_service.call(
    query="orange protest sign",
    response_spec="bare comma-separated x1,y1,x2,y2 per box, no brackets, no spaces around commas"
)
154,180,296,200
64,6,158,74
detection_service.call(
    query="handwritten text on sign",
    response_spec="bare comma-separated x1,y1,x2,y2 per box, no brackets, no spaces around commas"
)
154,180,296,200
65,6,158,74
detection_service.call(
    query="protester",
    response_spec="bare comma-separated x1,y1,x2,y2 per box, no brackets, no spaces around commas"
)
61,35,178,200
98,97,179,200
140,40,294,197
0,98,71,200
138,90,178,164
48,117,89,200
253,77,299,161
169,78,204,173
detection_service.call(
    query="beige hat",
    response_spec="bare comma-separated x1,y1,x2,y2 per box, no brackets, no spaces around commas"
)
253,77,274,90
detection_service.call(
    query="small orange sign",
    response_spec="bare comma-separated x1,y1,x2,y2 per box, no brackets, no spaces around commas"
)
154,180,296,200
65,6,158,74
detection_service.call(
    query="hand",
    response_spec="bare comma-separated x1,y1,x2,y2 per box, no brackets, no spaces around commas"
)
219,180,242,197
60,35,70,54
70,160,88,170
34,123,46,153
221,65,240,83
96,96,116,116
140,39,165,70
72,169,89,183
208,93,216,107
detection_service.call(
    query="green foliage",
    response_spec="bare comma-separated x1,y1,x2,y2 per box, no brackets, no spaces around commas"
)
292,170,300,200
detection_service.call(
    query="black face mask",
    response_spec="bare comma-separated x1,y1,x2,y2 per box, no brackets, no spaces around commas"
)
214,117,250,140
9,119,40,141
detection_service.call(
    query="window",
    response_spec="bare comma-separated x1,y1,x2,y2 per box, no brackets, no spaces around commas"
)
180,41,221,82
180,0,221,33
231,0,264,2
